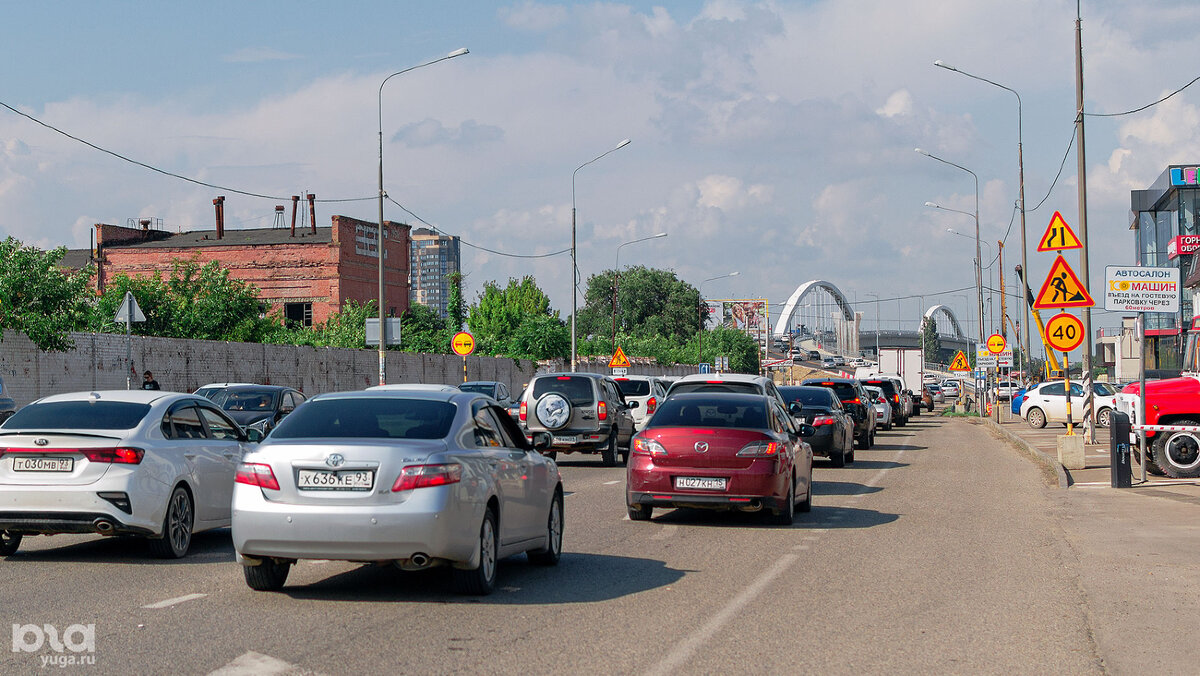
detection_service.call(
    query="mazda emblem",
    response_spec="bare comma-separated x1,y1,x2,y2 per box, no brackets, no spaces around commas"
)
326,453,345,468
34,438,49,447
694,442,708,453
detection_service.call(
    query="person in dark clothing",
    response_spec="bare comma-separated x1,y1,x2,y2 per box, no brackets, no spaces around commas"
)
142,371,161,390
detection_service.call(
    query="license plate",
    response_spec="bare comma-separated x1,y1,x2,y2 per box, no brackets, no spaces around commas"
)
552,435,578,446
297,469,374,491
674,476,727,491
12,456,74,472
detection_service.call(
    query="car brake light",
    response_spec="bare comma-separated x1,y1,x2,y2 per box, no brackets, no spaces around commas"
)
598,401,608,421
647,397,657,414
811,415,836,426
705,380,724,384
235,463,280,490
632,438,667,457
557,376,572,380
737,441,780,457
893,395,900,403
392,464,463,492
519,401,527,421
0,447,145,464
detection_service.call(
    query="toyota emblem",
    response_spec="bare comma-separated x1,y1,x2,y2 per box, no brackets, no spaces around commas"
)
326,453,345,468
694,442,708,453
34,438,49,447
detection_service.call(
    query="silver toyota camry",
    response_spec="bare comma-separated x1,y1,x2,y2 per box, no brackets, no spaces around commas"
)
232,389,564,595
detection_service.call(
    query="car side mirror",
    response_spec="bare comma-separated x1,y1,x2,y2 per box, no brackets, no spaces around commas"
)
531,431,554,451
788,401,803,416
797,423,815,438
246,428,264,443
627,400,640,409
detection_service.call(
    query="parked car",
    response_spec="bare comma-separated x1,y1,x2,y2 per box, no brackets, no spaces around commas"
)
864,385,894,431
778,386,855,466
626,392,813,524
231,389,563,595
860,377,909,427
205,384,306,436
807,350,821,360
800,377,876,450
0,375,15,423
520,372,636,465
193,382,255,400
1011,386,1028,415
0,390,261,558
458,380,515,407
941,379,961,398
614,376,668,431
1021,381,1117,429
996,380,1019,401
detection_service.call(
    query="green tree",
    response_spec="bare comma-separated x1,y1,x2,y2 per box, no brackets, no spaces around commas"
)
446,272,466,333
921,316,941,363
576,266,703,341
467,276,559,356
508,314,570,360
0,238,96,351
400,303,449,353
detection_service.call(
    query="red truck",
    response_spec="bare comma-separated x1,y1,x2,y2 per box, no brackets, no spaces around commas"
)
1116,335,1200,478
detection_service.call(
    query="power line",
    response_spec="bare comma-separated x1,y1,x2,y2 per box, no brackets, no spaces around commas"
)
386,196,570,260
1086,74,1200,117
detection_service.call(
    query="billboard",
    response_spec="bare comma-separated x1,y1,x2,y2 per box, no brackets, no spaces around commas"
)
710,299,769,346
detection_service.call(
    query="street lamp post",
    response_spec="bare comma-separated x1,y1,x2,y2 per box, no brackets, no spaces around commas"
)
376,47,468,386
611,232,667,353
571,139,632,372
698,272,739,367
934,60,1031,388
866,292,880,360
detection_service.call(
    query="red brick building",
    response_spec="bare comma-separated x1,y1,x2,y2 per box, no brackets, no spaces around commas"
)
80,215,411,326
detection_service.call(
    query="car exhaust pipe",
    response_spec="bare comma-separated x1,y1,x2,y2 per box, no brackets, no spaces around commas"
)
410,553,430,567
736,501,763,513
93,519,115,534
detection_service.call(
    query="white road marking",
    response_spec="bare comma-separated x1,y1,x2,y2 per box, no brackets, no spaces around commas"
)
603,480,621,485
142,593,207,609
208,651,324,676
650,525,678,541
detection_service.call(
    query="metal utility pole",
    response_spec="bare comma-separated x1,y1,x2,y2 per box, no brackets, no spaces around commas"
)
1075,2,1096,442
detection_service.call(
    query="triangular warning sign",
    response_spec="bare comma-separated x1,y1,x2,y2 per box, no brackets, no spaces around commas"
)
948,350,971,372
1033,255,1094,309
1036,211,1083,252
608,346,631,368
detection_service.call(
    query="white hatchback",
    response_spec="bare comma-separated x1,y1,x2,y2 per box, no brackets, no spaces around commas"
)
0,390,258,558
613,376,668,431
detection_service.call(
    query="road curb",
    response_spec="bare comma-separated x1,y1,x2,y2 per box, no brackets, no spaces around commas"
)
980,418,1070,489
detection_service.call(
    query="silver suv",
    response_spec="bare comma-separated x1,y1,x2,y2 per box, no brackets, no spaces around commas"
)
520,373,637,465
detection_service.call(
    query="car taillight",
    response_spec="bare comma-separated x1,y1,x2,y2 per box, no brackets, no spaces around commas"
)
812,415,836,426
632,438,667,457
598,401,608,421
80,447,145,464
392,464,463,492
737,441,781,457
893,394,900,403
235,463,280,490
646,397,657,414
519,401,527,421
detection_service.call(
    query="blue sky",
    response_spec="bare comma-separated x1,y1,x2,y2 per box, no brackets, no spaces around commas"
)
3,0,1198,352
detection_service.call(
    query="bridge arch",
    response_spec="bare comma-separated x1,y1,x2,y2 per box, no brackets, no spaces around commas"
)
773,280,855,338
923,304,965,338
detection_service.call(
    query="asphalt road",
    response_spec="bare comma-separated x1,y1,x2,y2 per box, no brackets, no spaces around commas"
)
0,413,1136,674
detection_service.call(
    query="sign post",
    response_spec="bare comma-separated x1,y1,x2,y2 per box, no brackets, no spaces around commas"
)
451,331,476,383
113,291,146,390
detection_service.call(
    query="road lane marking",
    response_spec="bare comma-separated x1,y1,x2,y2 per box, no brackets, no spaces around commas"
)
650,525,678,541
209,651,325,676
603,480,620,485
142,593,207,609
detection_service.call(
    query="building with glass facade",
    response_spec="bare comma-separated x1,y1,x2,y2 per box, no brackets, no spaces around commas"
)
1130,165,1200,368
408,227,461,319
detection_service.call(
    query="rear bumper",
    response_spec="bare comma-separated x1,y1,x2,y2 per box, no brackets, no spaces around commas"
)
628,492,788,512
804,428,837,457
541,427,613,453
0,511,152,536
626,458,788,507
0,485,160,535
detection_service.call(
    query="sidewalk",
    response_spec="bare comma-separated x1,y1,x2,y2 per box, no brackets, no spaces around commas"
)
982,408,1200,503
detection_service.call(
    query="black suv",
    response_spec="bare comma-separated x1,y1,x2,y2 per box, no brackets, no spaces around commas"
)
519,372,637,465
800,378,876,450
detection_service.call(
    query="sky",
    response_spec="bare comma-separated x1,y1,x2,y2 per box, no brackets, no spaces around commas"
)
3,0,1199,356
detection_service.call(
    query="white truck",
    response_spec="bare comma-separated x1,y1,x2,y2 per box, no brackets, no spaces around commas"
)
873,348,927,414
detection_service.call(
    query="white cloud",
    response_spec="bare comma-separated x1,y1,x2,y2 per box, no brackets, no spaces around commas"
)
876,90,914,118
499,1,568,31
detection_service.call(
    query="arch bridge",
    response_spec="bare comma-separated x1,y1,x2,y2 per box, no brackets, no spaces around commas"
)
773,281,969,341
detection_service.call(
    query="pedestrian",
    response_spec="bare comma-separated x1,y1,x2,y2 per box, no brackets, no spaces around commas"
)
142,371,161,390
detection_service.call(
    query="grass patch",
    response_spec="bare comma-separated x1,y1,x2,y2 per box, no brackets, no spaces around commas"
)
940,409,982,418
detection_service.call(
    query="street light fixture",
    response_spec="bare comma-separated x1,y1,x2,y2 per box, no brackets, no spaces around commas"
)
698,271,739,366
611,232,667,352
571,139,632,372
934,60,1031,373
376,47,469,385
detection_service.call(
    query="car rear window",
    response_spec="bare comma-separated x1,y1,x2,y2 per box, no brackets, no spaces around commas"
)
216,390,280,411
1093,383,1115,396
270,398,457,440
458,383,497,396
2,401,151,430
531,376,595,405
647,397,768,429
803,381,858,402
777,386,832,407
615,379,651,397
862,380,898,396
669,382,761,396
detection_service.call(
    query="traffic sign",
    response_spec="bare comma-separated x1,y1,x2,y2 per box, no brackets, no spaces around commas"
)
1033,255,1094,310
948,351,971,372
608,346,631,368
1036,211,1083,252
998,349,1014,368
976,349,998,369
113,291,146,324
1044,312,1085,352
698,363,712,374
986,334,1006,354
1104,265,1180,313
611,367,628,377
451,331,475,356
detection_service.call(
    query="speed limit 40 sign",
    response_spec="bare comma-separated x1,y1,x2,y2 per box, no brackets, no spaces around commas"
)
1044,312,1085,352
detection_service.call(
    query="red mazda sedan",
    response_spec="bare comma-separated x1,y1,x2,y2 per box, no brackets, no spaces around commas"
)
626,392,813,525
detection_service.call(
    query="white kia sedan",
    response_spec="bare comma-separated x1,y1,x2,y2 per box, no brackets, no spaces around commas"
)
0,390,258,558
231,389,564,595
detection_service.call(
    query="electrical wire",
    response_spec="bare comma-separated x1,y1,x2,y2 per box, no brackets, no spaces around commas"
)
386,196,570,259
1086,74,1200,117
1028,125,1078,213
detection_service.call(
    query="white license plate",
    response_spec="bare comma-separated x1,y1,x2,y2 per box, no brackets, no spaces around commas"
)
552,435,578,446
297,469,374,491
12,456,74,472
674,476,727,491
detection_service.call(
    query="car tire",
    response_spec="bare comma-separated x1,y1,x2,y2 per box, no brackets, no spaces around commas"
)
828,446,846,468
148,486,193,559
601,433,620,467
0,531,21,556
528,490,564,566
1096,407,1113,428
243,558,291,591
1151,423,1200,479
628,503,653,521
797,467,813,513
767,476,796,526
1133,446,1166,476
846,444,855,464
855,432,867,450
452,509,498,596
1026,407,1047,429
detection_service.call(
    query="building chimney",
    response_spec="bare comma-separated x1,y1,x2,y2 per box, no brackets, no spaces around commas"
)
290,195,299,237
139,218,152,230
213,196,226,239
307,193,317,235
